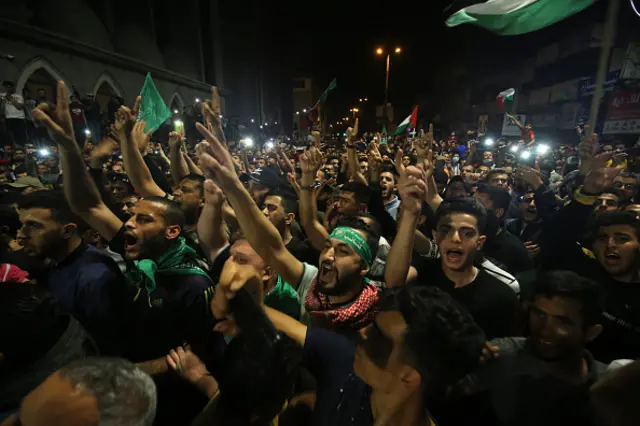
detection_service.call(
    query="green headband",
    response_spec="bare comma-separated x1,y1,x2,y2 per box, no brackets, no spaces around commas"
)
328,226,373,266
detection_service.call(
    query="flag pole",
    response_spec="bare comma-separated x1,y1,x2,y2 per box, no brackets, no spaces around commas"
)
587,0,620,134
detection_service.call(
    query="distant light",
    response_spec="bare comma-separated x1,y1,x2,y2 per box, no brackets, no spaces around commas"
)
350,108,353,112
303,109,307,113
359,98,363,102
395,47,402,54
241,138,253,147
219,115,223,119
39,148,50,157
265,142,274,149
195,98,200,103
329,124,333,127
251,118,255,123
274,121,278,125
174,119,183,127
536,144,550,155
520,151,531,160
84,129,91,136
510,145,519,153
364,98,368,101
296,111,300,115
376,47,384,55
259,125,263,129
265,123,268,126
269,138,274,142
173,109,178,114
484,138,494,146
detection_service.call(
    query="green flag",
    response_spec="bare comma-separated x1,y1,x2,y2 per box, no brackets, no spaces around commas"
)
138,73,171,134
317,78,337,103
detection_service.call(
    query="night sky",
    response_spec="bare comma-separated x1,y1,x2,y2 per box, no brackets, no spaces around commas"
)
221,0,621,128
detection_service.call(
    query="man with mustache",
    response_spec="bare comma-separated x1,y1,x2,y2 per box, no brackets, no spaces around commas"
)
196,128,381,335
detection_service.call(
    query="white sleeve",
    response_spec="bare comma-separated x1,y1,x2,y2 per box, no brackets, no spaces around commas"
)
481,258,520,298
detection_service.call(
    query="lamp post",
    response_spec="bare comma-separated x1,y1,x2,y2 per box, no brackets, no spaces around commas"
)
376,46,401,127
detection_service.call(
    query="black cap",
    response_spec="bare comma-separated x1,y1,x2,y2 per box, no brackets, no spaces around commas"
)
246,167,288,191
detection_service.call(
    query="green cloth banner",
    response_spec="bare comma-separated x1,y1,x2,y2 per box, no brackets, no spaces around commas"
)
328,226,373,266
138,72,171,134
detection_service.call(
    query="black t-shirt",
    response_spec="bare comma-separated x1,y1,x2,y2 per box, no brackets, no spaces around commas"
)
414,258,520,339
588,277,640,363
304,327,374,426
108,226,215,361
484,229,534,275
287,236,319,266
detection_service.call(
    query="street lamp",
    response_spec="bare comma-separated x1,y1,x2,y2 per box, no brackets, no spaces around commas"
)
376,46,402,126
296,111,300,115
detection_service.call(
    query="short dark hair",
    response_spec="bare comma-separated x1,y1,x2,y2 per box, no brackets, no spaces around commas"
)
180,174,205,197
265,189,298,216
336,215,380,259
475,184,512,213
486,168,510,182
142,196,185,229
594,211,640,240
341,181,371,205
378,286,485,398
380,165,398,179
17,191,83,228
534,270,605,326
434,197,487,234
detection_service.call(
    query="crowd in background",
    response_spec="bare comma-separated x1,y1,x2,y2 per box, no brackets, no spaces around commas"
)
0,82,639,426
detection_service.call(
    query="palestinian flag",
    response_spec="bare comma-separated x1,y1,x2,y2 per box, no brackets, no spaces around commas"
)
392,105,418,136
496,88,515,110
446,0,595,36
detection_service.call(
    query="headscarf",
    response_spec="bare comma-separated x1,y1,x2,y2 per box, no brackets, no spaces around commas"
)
304,277,379,330
124,237,210,299
328,227,373,266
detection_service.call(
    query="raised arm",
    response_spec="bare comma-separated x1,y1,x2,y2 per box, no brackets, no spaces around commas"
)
298,147,330,251
119,115,166,198
32,81,122,241
507,113,524,130
183,152,203,176
385,158,428,288
195,123,305,287
169,131,189,184
197,179,229,261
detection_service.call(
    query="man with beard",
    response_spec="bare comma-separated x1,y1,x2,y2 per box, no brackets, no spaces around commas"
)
114,113,207,259
473,184,534,277
385,163,519,339
217,265,486,426
196,129,381,335
540,134,640,363
378,166,400,220
15,191,124,354
298,147,390,282
32,82,214,424
452,271,605,426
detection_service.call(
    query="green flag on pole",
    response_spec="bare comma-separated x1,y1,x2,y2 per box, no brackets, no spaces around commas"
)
317,78,337,103
138,73,171,134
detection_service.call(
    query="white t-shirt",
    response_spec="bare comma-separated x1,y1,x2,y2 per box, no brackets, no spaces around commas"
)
1,93,25,119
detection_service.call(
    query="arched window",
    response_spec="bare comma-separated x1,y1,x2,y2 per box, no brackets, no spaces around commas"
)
16,57,73,100
169,92,185,115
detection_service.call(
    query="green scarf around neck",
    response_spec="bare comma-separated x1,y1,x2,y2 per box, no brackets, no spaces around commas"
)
125,236,210,298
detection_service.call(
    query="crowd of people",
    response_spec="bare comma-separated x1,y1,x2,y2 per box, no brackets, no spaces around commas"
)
0,81,639,426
